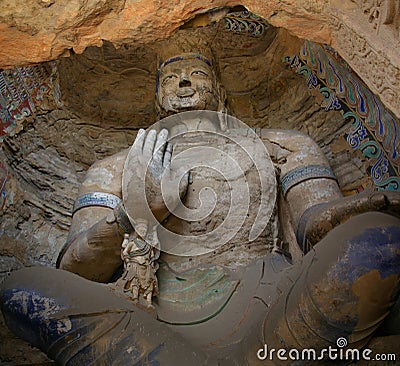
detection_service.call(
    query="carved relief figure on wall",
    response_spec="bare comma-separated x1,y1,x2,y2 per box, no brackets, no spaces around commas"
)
1,44,400,365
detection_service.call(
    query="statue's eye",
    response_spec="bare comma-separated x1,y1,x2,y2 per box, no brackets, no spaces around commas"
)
162,74,177,85
191,70,208,77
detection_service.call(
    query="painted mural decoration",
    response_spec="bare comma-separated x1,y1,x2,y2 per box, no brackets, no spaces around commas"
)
0,160,11,211
284,40,400,191
0,60,62,211
0,61,62,138
224,10,270,37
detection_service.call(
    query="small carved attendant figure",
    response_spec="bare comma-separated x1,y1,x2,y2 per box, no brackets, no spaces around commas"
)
116,223,160,308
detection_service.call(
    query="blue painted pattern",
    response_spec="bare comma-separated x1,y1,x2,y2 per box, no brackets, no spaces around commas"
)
331,225,400,283
73,191,121,214
281,164,337,197
224,10,270,37
284,41,400,191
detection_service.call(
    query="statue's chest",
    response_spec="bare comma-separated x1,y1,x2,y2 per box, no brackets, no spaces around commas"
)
160,133,278,270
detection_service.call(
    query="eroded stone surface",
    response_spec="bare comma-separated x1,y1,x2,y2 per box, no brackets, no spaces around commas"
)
0,24,372,273
0,0,399,117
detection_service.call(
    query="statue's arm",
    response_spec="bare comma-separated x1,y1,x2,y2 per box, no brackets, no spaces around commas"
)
57,150,130,282
260,129,342,231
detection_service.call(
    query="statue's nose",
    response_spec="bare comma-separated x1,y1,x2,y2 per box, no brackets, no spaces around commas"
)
179,74,191,88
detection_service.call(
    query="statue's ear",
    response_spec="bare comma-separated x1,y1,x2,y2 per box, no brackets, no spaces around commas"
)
155,96,162,119
155,93,166,120
216,79,227,114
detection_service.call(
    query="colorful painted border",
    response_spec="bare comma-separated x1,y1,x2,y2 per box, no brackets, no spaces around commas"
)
0,60,62,211
284,41,400,191
224,10,270,37
0,60,62,138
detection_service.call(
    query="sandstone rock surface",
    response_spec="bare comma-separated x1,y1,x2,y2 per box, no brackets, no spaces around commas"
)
1,0,399,117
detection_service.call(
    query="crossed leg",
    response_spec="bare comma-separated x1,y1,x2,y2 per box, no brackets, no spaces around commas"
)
1,212,399,365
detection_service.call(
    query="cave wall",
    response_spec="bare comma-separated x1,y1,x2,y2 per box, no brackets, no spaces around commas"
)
1,16,397,275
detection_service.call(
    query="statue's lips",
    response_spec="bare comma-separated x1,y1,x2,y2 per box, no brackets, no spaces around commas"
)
176,88,196,98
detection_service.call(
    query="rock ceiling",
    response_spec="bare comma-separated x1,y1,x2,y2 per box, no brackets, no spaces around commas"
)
1,0,399,118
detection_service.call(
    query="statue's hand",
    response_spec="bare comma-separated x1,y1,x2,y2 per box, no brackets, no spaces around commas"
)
123,129,189,225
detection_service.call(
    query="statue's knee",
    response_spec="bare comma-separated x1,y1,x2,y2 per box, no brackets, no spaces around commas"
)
309,212,400,335
314,212,400,269
1,282,57,351
263,212,400,349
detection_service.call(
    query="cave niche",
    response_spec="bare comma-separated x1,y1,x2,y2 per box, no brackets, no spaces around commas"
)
0,8,395,364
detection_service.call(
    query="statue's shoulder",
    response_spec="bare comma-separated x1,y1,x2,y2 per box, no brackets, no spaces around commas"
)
80,148,129,195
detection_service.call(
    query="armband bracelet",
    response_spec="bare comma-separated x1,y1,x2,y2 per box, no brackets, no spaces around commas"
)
281,164,337,197
73,192,121,214
72,192,134,234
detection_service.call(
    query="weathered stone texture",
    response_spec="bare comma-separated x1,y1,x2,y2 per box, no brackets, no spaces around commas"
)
329,1,400,121
0,25,370,280
0,0,399,117
0,7,395,364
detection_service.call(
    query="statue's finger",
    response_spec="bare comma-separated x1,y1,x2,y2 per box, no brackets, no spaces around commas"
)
163,142,173,168
131,128,145,154
153,129,169,165
143,130,157,159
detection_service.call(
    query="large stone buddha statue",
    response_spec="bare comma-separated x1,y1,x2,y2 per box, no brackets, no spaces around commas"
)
1,49,399,365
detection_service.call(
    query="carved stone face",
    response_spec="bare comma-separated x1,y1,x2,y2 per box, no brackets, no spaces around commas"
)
156,58,221,116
